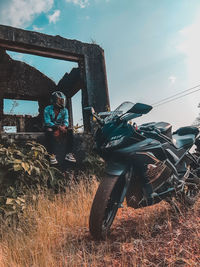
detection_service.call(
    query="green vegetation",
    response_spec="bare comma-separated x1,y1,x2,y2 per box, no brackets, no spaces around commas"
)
0,141,64,221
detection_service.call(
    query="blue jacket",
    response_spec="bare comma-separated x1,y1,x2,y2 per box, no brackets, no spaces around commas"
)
44,105,69,127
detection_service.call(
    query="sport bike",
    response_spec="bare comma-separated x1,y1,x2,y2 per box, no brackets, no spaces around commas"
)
85,102,200,239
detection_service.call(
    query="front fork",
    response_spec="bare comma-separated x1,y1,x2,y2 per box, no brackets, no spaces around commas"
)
118,166,133,208
135,163,154,205
118,164,154,208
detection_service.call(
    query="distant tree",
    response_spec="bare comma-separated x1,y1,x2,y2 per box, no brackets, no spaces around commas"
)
193,103,200,126
9,100,19,115
90,38,97,44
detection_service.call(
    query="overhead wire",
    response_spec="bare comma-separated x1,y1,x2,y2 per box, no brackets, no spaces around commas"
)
153,87,200,107
152,84,200,107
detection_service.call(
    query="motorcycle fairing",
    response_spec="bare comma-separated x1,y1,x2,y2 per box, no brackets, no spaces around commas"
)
160,142,191,173
106,129,195,176
115,138,167,161
112,134,193,176
105,151,157,176
162,142,188,163
95,121,137,151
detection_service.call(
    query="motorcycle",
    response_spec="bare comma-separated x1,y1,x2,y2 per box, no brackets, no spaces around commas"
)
85,102,200,239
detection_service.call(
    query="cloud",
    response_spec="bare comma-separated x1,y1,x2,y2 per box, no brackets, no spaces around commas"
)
168,76,176,84
65,0,89,8
177,10,200,85
0,0,54,28
32,25,44,31
48,10,60,24
94,0,111,3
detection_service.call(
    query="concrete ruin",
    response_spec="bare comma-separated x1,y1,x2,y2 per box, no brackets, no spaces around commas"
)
0,24,110,133
0,48,56,132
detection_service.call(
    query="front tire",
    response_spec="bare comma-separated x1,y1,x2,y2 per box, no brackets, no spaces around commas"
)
89,174,125,240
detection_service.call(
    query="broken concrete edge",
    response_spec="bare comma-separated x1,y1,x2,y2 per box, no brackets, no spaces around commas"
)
0,132,45,140
0,24,104,60
0,132,92,143
0,48,57,90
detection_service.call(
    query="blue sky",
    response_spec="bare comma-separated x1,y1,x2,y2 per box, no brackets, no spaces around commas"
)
1,0,200,129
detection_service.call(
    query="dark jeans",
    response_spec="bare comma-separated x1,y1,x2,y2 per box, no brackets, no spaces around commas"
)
45,127,74,155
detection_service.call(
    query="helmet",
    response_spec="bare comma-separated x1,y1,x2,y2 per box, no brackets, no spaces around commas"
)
51,91,66,108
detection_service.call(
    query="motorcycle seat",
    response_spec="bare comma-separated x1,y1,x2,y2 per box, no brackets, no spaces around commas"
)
172,133,196,149
173,126,199,137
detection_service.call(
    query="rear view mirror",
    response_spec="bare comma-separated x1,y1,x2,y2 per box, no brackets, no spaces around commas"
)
127,103,152,114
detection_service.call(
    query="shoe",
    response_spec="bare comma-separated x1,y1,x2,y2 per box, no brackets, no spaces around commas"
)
50,154,58,165
65,153,76,163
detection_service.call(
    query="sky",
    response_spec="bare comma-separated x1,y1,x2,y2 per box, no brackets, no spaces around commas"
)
1,0,200,129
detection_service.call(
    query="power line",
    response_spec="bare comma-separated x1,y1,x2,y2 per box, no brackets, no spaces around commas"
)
152,84,200,106
153,87,200,107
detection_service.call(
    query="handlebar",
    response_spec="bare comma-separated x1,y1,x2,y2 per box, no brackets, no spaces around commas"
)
84,107,104,126
139,126,155,131
92,113,104,126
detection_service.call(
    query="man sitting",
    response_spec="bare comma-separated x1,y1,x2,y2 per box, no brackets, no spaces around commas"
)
44,91,76,165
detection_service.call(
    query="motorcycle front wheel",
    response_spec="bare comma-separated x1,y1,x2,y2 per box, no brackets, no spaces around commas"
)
89,174,125,240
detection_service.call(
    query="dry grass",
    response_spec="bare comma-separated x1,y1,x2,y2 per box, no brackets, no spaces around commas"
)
0,178,199,267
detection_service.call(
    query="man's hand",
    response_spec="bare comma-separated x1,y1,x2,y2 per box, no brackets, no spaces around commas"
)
59,125,68,133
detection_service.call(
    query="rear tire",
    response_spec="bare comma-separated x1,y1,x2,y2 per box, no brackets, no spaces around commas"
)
89,174,125,240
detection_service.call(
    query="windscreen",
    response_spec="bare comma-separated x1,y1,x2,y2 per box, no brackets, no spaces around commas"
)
104,101,135,123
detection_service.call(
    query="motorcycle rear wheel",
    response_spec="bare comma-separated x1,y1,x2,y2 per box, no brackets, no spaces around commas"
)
89,174,125,240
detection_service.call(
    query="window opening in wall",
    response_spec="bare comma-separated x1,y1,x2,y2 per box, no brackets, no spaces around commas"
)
7,51,78,84
4,99,39,117
72,90,83,132
3,126,17,133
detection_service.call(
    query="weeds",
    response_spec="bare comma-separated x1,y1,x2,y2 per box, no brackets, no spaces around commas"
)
0,177,199,267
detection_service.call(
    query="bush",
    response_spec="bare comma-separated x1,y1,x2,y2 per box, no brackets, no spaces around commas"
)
0,140,65,221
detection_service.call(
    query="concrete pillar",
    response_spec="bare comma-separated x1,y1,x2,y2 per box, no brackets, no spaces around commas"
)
0,98,3,132
82,48,110,131
66,98,73,128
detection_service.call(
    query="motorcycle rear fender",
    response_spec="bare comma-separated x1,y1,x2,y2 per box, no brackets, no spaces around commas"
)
105,160,128,176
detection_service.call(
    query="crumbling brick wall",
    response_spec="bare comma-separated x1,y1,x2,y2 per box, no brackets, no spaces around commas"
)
0,49,56,131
